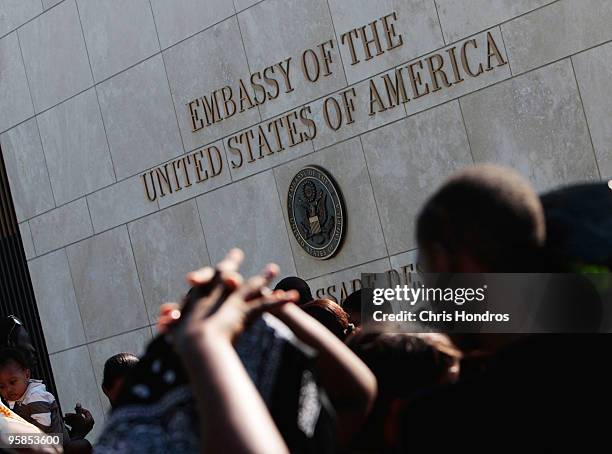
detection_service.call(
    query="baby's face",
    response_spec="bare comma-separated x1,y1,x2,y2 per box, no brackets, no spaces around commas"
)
0,361,30,402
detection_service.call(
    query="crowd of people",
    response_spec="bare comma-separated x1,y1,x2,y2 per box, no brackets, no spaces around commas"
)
1,163,611,453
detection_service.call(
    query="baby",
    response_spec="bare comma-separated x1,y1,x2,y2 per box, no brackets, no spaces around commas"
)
0,349,66,436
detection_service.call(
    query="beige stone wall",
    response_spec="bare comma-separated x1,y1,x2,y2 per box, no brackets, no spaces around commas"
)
1,0,610,440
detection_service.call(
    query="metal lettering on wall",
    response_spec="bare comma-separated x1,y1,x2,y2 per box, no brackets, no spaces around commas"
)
141,11,508,202
315,260,421,304
287,166,345,260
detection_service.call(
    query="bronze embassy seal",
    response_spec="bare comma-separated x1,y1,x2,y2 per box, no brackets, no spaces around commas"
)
287,166,345,260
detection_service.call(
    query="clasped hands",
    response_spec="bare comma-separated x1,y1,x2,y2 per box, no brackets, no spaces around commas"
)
156,248,299,353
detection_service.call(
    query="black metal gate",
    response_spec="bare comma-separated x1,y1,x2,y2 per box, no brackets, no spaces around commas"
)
0,145,57,398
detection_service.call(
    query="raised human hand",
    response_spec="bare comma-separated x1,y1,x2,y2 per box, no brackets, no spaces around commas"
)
158,248,298,352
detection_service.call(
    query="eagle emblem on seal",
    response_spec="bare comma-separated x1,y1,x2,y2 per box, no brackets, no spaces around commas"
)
287,166,345,260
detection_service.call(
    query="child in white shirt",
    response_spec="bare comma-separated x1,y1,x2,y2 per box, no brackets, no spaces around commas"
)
0,349,67,437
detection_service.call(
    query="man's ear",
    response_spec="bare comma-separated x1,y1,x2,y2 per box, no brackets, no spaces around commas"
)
25,369,31,380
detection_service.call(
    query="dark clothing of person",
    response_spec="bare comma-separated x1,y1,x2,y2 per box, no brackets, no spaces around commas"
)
396,335,612,450
95,316,336,453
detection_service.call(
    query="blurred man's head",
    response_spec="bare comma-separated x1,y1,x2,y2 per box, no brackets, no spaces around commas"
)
417,164,545,272
102,353,139,408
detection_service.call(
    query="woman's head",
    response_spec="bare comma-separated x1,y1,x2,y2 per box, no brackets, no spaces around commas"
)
0,349,31,402
302,299,352,340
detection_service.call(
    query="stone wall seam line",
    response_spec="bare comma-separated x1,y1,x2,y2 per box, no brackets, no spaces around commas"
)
0,114,35,137
92,85,118,182
30,219,40,257
220,138,236,184
21,228,93,264
235,13,264,123
72,0,116,195
0,0,263,51
433,0,563,49
498,25,513,77
306,255,392,284
324,0,350,88
15,28,59,212
569,55,603,180
84,342,107,425
509,35,612,78
272,169,299,276
193,196,213,268
125,224,154,328
357,135,391,258
230,142,316,184
457,99,477,165
392,247,420,257
433,0,447,45
501,19,612,77
235,0,268,15
152,10,234,52
147,0,190,161
1,83,91,133
32,116,58,208
14,30,36,116
0,0,62,42
72,0,96,87
63,247,91,351
47,323,153,357
85,192,161,237
83,196,95,233
23,220,36,259
9,49,173,126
